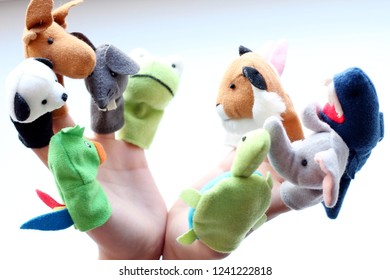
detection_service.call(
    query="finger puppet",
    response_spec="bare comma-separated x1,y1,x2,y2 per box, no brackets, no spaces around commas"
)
177,129,273,253
216,44,304,147
6,58,68,148
118,48,182,149
264,104,349,211
22,0,96,117
21,125,111,232
319,67,384,219
20,190,73,231
83,41,140,134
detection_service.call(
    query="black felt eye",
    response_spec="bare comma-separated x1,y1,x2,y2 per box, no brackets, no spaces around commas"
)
171,63,176,68
242,136,247,142
229,83,236,90
110,71,118,78
41,99,47,105
84,141,92,148
47,37,54,45
301,159,308,167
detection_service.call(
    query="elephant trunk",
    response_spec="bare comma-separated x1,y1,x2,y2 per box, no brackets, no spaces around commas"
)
264,117,298,184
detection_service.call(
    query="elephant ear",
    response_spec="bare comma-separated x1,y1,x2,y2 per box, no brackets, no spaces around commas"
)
302,103,332,133
314,148,341,207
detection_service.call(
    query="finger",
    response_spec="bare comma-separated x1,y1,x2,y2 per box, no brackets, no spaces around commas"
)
32,146,49,167
93,132,116,141
30,105,75,167
52,104,76,134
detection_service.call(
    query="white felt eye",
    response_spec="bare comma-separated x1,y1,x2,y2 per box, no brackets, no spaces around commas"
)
129,48,152,65
167,56,183,77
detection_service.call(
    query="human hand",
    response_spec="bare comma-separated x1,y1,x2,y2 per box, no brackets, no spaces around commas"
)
31,113,167,260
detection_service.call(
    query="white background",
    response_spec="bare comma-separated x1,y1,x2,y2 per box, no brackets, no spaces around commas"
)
0,0,389,279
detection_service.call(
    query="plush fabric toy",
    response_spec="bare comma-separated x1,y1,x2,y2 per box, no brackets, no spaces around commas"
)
49,125,111,231
20,125,111,232
216,44,304,147
319,67,384,219
21,126,110,231
264,104,349,210
6,58,68,148
177,129,273,253
83,40,140,134
22,0,96,117
118,48,182,148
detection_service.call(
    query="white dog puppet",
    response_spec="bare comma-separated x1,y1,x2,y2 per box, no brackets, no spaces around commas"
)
6,58,68,148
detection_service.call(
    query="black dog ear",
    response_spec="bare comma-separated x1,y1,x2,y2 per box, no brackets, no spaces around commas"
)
239,45,252,56
71,32,96,51
14,92,30,122
34,58,53,69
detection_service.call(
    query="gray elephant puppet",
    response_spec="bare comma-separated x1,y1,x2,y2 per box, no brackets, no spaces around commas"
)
264,103,349,210
75,32,140,134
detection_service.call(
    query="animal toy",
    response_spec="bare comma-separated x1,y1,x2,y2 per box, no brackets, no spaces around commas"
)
83,41,140,134
22,0,96,117
118,48,182,148
21,125,111,232
177,129,273,253
264,104,349,210
215,44,304,147
319,67,384,219
6,57,68,148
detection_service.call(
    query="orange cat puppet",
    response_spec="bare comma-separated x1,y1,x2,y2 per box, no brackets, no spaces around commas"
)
216,42,304,147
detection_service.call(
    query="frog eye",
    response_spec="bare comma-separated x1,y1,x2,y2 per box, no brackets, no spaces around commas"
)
241,136,247,142
129,48,152,65
84,141,92,148
168,57,183,77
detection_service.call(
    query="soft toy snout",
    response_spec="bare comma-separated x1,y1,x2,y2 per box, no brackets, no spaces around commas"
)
7,58,68,123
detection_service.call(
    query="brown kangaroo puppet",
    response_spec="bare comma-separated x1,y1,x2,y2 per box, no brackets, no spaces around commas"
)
22,0,96,117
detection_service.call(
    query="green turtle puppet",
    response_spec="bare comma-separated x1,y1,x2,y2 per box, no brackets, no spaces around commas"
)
21,125,111,232
177,128,273,253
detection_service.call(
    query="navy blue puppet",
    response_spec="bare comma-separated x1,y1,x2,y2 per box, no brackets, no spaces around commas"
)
320,67,384,219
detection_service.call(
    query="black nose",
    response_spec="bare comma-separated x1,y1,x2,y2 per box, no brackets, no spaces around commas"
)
62,93,68,102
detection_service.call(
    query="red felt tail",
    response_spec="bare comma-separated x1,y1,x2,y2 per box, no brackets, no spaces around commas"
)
35,189,65,209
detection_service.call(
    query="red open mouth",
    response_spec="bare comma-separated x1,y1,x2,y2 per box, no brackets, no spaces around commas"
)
323,103,345,124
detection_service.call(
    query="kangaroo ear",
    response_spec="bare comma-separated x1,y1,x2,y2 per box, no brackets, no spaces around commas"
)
105,45,140,75
52,0,83,28
34,57,54,69
23,0,54,44
14,92,31,122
